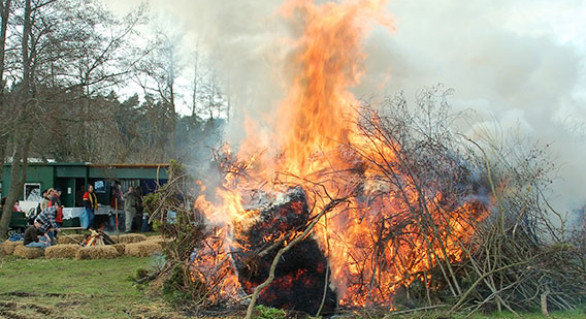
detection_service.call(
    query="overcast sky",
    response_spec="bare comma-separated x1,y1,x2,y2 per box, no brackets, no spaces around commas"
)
104,0,586,217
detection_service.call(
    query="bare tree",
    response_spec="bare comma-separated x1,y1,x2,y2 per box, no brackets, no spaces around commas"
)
133,30,183,160
0,0,12,182
0,0,146,238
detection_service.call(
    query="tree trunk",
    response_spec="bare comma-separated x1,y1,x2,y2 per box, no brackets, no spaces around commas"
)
169,83,176,158
0,0,13,180
0,0,11,95
0,0,33,239
0,134,32,239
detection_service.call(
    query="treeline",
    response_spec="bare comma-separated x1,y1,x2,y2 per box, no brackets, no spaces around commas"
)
24,89,224,164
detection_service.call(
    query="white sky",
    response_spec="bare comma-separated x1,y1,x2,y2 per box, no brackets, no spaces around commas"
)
104,0,586,216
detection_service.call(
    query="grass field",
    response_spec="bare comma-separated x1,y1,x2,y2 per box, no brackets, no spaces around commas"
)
0,255,189,319
0,252,584,319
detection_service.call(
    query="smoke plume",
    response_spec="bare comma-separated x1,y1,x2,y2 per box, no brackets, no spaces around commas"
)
108,0,586,220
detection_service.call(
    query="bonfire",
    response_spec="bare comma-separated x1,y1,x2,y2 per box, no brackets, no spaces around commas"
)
144,0,585,317
81,228,115,247
188,0,489,316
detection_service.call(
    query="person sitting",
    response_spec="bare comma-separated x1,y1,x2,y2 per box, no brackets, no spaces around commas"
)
34,206,61,245
23,223,50,249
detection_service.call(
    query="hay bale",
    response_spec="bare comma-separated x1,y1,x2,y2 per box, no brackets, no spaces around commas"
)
2,241,23,255
45,244,81,259
144,235,163,242
145,235,173,249
113,243,126,256
75,246,119,260
57,234,85,245
144,236,164,246
124,242,162,257
116,234,147,244
13,245,45,259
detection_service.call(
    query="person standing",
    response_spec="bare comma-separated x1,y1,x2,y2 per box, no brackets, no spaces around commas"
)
123,186,139,233
50,188,64,227
40,188,53,211
83,185,98,229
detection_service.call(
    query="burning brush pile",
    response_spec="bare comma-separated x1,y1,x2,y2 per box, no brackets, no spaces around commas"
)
145,0,585,317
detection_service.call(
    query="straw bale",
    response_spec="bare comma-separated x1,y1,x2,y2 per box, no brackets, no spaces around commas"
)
45,244,81,259
57,234,85,245
124,241,162,257
13,245,45,259
116,234,147,244
2,241,23,255
75,246,119,260
144,235,163,242
144,235,173,248
113,243,126,256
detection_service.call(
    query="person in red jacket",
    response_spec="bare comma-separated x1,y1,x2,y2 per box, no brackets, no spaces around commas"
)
83,185,98,229
50,188,64,227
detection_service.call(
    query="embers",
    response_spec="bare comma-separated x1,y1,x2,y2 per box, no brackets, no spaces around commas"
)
232,187,337,314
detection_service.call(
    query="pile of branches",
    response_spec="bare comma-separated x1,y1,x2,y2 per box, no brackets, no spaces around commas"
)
139,160,208,308
352,87,585,315
139,87,585,317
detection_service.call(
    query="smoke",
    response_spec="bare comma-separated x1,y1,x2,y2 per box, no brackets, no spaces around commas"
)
107,1,586,219
369,0,586,221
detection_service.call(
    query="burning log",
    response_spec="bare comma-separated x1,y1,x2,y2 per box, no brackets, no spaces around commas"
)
231,187,337,315
192,187,337,315
82,229,115,247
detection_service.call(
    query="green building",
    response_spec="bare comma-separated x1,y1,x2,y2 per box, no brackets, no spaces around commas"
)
1,162,169,208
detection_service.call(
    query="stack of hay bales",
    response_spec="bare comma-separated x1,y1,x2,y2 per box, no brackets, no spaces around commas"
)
112,243,126,256
124,241,163,257
13,245,44,259
45,244,81,259
116,233,147,244
75,246,119,260
143,235,166,246
57,234,85,245
2,241,23,255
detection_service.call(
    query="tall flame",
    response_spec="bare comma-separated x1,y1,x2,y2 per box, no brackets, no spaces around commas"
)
193,0,488,309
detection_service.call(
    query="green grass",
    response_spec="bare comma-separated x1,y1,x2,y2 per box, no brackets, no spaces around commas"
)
0,255,185,319
0,253,583,319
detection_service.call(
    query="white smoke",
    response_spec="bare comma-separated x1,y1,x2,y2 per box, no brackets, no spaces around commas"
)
106,0,586,220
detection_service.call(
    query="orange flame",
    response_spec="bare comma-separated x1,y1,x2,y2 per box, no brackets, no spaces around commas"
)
192,0,488,309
